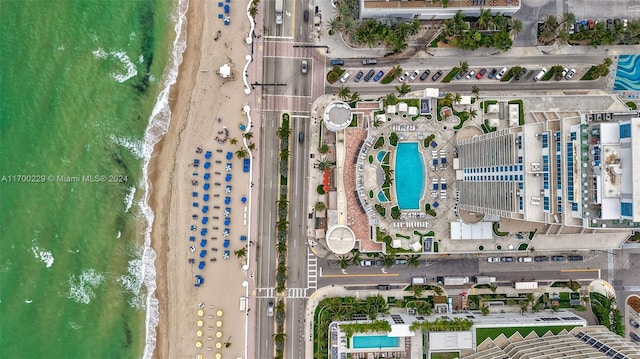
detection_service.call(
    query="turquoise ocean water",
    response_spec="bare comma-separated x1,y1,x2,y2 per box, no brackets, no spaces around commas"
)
0,1,184,358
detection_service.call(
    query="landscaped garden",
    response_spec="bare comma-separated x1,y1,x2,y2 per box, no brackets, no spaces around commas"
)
476,325,578,344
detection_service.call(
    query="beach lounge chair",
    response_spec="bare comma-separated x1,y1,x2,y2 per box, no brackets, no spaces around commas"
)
194,275,204,287
192,192,198,197
190,236,196,241
224,4,229,14
223,250,230,259
193,202,198,207
218,14,223,19
243,158,250,172
225,185,232,193
240,235,247,241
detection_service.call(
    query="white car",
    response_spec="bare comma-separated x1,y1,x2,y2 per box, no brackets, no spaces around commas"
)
339,72,351,83
495,67,508,80
518,257,533,263
487,257,501,263
398,71,409,82
565,68,576,80
409,70,420,81
465,70,476,79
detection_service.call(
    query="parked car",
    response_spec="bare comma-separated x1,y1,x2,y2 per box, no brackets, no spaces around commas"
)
363,69,375,82
465,70,476,79
606,19,613,30
394,259,407,265
301,60,308,74
303,9,309,22
501,257,514,262
298,131,304,143
518,257,533,263
362,58,377,65
534,256,549,262
568,255,583,261
431,70,443,81
420,70,431,81
330,59,344,66
623,19,628,27
354,70,364,82
476,68,487,79
534,67,548,81
487,68,498,79
588,19,595,30
339,72,351,83
631,332,640,342
551,255,566,262
373,70,384,82
555,67,568,81
630,319,640,329
569,23,575,34
487,257,501,263
495,67,508,80
360,260,374,266
565,68,576,80
514,67,527,81
409,70,420,81
398,71,410,82
456,70,466,80
377,284,391,290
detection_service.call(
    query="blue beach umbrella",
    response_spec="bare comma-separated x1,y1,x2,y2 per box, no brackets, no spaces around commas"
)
201,217,208,224
205,151,212,159
198,261,205,270
201,228,207,236
200,239,207,247
241,196,247,203
199,250,207,258
203,183,210,190
202,206,209,213
224,197,230,204
204,173,211,180
203,194,210,201
225,174,232,182
224,218,230,226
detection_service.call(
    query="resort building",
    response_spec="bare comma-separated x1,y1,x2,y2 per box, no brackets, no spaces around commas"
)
456,113,640,230
464,325,640,359
359,0,521,20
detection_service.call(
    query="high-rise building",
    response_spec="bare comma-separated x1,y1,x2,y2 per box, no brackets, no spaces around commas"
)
456,112,640,230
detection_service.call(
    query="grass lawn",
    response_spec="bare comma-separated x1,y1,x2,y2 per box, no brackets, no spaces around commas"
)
431,352,460,359
476,325,578,344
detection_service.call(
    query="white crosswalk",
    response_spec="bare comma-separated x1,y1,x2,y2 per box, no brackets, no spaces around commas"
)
255,287,274,298
307,247,317,290
287,287,307,298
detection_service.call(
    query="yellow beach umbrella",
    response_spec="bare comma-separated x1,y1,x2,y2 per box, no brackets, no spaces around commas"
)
195,341,203,348
216,331,223,338
216,309,223,317
216,320,223,327
215,342,222,349
197,320,204,327
197,309,204,316
196,330,203,337
215,353,222,359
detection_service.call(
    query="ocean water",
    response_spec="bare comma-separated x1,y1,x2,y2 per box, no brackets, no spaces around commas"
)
0,1,183,358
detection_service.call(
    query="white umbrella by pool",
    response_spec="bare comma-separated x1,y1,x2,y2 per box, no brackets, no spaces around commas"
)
216,331,223,338
216,309,223,317
216,320,223,328
197,309,204,317
195,341,202,348
196,330,203,337
215,342,222,349
197,320,204,327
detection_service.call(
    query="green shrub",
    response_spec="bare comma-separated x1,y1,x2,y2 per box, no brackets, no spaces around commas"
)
626,101,638,110
317,185,325,195
391,206,401,219
442,68,459,83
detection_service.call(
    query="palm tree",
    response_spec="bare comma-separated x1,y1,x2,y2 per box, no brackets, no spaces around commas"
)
407,255,420,267
350,250,362,266
550,64,564,77
454,92,462,104
339,256,351,269
275,241,287,253
511,65,523,78
248,5,258,17
395,83,412,97
235,148,248,158
276,126,291,139
459,60,469,73
442,92,454,107
230,137,238,145
315,201,326,211
349,91,362,103
384,93,398,106
242,131,253,140
279,149,289,161
471,85,480,99
275,220,288,231
316,157,333,171
380,254,394,268
387,65,403,80
508,18,523,39
326,18,340,36
477,8,492,30
247,142,256,151
234,247,247,259
223,336,232,348
410,284,425,298
338,86,352,101
560,12,576,28
469,108,478,120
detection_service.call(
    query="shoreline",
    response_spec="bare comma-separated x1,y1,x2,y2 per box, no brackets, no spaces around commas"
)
148,0,203,357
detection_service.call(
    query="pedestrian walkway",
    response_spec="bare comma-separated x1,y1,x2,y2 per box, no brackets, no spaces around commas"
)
255,287,274,298
287,287,308,298
308,247,318,290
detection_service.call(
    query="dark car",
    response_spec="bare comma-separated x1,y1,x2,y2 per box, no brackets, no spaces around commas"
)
456,70,466,80
298,131,304,143
501,256,514,262
330,59,344,66
354,70,364,82
568,255,583,261
373,70,384,82
420,70,431,81
606,18,613,30
629,319,639,329
487,68,497,79
514,67,527,80
534,256,549,262
303,10,309,22
431,70,443,81
363,69,375,82
361,58,377,65
574,21,582,32
631,332,640,342
476,68,487,79
377,284,391,290
551,255,566,262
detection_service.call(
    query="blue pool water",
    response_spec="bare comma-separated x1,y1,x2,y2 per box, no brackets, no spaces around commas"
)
378,191,389,202
614,54,640,91
377,150,387,162
394,142,425,210
352,335,400,349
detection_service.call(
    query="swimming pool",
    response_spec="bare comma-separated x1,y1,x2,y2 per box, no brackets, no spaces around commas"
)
394,142,425,210
377,191,389,203
614,54,640,92
352,335,400,349
377,150,387,162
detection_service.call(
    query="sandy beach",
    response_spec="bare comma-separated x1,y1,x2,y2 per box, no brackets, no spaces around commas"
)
149,0,254,358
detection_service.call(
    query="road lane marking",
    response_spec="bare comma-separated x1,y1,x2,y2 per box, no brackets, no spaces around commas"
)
321,273,400,278
560,268,600,272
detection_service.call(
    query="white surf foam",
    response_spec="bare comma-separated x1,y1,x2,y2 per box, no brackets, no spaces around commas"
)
67,268,105,304
25,299,33,304
124,186,136,212
92,48,107,59
111,51,138,83
117,231,122,239
31,245,54,268
110,134,144,159
118,258,145,309
139,54,144,64
139,1,188,358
